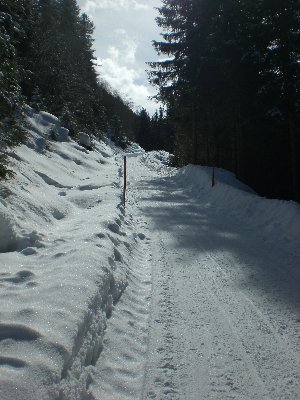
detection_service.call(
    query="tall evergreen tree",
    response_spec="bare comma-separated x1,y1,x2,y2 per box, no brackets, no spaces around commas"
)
136,108,152,150
29,0,61,110
0,0,27,177
149,0,300,201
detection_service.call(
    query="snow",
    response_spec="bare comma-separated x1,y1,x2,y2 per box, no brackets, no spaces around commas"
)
0,108,299,400
79,132,91,148
141,150,172,171
124,142,145,156
176,165,300,253
0,109,129,399
24,107,71,143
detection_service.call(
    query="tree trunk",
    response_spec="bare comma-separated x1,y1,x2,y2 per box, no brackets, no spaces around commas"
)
288,111,300,202
234,108,243,179
192,103,198,164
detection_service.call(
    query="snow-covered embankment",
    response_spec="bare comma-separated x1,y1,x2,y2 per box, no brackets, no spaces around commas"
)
0,109,141,399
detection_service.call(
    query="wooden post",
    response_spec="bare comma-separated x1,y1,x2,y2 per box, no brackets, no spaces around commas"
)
212,166,215,187
123,156,127,206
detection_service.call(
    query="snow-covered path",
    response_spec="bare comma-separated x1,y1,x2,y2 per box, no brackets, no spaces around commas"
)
0,111,299,400
91,154,300,399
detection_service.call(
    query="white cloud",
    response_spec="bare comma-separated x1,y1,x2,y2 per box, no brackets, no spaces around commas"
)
96,55,157,113
107,46,120,60
109,30,138,64
99,57,138,87
82,0,150,13
78,0,161,113
96,30,157,111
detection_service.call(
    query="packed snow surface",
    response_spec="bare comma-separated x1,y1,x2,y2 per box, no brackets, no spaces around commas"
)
0,108,299,400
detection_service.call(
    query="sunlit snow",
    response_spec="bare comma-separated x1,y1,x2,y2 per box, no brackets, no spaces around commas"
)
0,108,299,400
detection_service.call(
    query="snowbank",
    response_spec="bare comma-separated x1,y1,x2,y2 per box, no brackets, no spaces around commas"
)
176,165,300,254
141,150,173,172
125,142,145,155
0,109,141,400
24,107,71,143
79,132,92,148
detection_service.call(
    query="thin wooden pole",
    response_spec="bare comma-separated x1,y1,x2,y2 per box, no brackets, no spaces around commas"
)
212,166,215,187
123,156,127,206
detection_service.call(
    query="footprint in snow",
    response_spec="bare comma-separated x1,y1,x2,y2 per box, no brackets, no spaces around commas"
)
20,247,37,256
0,323,41,341
0,356,27,368
0,270,35,285
95,233,105,239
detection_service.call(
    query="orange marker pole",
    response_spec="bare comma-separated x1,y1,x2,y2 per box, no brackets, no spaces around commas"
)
123,156,127,206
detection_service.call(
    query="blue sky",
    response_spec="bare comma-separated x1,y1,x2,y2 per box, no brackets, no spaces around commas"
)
77,0,162,114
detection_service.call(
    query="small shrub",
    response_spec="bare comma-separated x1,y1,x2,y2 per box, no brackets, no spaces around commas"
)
0,155,15,180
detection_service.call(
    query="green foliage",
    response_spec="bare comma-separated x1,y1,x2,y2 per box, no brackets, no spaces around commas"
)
59,104,79,138
0,117,26,147
135,107,175,153
0,6,24,114
30,86,45,111
0,0,28,179
0,155,15,180
149,0,300,201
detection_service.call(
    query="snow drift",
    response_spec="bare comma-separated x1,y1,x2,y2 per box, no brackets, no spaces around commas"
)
0,108,139,399
176,165,300,255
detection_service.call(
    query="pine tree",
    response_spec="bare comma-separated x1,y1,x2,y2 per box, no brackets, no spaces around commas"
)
136,108,152,150
0,0,27,178
29,0,61,111
148,0,196,163
259,0,300,200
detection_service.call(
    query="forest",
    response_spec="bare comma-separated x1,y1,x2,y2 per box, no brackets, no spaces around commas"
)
148,0,300,202
1,0,299,202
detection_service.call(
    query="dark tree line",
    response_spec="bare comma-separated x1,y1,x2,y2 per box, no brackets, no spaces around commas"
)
148,0,300,202
0,0,138,177
136,107,175,153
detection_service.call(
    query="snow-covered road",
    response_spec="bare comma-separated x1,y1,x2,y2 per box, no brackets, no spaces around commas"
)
90,154,300,399
0,110,299,399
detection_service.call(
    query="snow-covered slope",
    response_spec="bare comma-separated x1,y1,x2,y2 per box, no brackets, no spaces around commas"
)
0,109,141,399
0,108,299,400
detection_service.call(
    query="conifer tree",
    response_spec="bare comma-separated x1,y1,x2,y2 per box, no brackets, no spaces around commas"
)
136,108,152,150
0,0,27,178
149,0,300,201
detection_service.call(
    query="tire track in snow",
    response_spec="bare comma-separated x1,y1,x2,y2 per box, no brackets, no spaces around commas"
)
142,234,180,399
88,154,300,400
200,249,300,400
141,232,263,400
142,225,300,400
126,155,300,400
